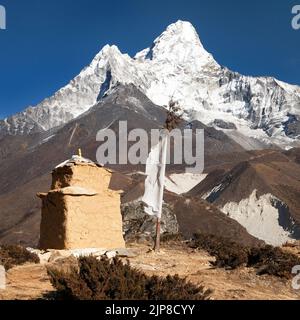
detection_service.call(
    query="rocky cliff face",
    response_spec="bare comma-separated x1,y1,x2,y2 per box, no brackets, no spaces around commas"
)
1,21,300,148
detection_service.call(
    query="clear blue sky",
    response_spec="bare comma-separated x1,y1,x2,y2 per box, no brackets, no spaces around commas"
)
0,0,299,118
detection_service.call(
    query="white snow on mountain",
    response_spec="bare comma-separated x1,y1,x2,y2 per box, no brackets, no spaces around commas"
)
221,190,298,246
1,20,300,149
165,173,207,195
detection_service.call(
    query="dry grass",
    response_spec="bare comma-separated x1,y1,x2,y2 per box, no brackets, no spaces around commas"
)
1,243,299,300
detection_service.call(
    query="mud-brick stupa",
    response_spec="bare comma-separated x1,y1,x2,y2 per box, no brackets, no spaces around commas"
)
37,155,125,250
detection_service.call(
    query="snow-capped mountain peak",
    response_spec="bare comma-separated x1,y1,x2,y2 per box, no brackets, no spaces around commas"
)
135,20,213,65
1,20,300,149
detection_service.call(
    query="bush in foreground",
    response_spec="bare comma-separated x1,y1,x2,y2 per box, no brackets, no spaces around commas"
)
47,256,211,300
248,245,300,278
0,245,40,270
192,233,248,269
192,233,300,279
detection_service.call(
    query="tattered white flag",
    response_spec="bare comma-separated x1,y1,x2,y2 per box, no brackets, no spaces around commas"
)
142,132,169,218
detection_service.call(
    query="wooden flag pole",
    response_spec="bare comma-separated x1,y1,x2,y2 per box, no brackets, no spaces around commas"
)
154,217,161,252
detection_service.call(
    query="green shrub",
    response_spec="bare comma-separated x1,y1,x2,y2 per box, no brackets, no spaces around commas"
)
0,245,40,270
47,256,211,300
248,245,300,278
192,233,300,279
192,233,249,269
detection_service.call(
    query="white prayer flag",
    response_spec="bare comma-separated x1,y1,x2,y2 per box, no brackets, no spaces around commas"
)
142,132,169,218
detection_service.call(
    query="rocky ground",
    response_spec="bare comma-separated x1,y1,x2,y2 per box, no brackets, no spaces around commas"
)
1,242,300,300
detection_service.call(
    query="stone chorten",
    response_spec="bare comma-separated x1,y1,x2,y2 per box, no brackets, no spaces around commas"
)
38,156,125,250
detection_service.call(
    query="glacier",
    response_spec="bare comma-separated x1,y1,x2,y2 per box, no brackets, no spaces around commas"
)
1,20,300,149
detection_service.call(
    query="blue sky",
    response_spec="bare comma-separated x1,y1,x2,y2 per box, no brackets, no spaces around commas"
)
0,0,299,118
